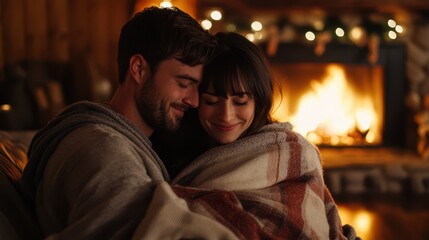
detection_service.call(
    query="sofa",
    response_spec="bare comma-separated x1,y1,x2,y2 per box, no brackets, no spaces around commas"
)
0,130,43,240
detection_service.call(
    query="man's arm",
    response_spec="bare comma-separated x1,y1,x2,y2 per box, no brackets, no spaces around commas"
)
36,126,161,239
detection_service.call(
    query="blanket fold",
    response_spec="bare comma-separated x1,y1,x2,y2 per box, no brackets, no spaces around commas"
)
166,122,348,240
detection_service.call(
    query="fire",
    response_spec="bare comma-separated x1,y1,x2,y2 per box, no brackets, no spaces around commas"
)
272,64,382,146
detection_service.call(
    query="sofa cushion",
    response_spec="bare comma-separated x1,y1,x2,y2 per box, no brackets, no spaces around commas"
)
0,132,43,239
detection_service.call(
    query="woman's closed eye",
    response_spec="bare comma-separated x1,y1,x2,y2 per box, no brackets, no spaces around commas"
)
233,100,248,106
232,94,250,106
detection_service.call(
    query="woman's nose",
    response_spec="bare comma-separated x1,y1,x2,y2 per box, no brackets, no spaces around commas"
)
218,102,234,122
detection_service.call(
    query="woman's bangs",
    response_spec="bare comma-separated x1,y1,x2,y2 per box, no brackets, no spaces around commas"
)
212,58,253,97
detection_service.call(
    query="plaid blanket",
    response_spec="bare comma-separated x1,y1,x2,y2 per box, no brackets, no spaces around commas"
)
171,122,349,240
133,122,352,239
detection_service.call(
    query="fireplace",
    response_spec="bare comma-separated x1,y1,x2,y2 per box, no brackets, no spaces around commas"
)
262,42,410,148
270,63,384,146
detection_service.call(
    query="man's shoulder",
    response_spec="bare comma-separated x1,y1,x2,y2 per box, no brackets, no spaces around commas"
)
62,124,143,151
50,124,152,172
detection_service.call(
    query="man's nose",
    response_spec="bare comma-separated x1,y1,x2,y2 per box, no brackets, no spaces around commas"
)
183,89,199,108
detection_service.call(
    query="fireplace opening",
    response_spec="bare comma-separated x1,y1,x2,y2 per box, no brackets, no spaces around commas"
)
271,63,384,146
263,42,410,148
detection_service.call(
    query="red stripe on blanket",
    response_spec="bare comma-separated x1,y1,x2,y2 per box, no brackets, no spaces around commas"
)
172,186,273,239
282,131,307,238
285,131,301,179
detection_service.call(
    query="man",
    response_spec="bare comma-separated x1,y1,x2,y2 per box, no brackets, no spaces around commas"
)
20,6,234,239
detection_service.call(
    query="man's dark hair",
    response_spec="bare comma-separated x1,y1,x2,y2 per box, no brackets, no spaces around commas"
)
117,6,215,82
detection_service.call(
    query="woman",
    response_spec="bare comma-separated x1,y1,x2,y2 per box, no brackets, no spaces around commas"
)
147,32,357,240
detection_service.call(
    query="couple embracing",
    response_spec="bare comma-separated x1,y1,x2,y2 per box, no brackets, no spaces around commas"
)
21,6,358,240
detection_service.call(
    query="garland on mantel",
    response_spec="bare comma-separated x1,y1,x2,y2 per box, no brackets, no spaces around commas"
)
258,14,404,63
203,11,426,64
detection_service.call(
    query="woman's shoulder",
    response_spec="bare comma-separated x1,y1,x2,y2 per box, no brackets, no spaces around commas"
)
260,122,293,132
258,122,320,153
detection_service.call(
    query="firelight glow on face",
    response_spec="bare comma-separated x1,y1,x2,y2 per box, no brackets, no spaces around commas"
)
198,89,255,144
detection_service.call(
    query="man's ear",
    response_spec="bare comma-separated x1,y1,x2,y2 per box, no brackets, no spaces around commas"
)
129,54,149,85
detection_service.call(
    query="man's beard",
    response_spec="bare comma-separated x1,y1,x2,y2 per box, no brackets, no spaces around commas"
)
137,77,182,132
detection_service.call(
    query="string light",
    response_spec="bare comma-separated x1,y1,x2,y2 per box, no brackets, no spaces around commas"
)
395,25,403,33
246,33,255,42
226,24,236,32
305,31,316,41
197,6,405,45
335,28,345,37
388,30,397,39
201,19,212,30
313,20,324,31
251,21,263,31
210,10,222,21
254,32,263,40
349,27,364,41
387,19,397,28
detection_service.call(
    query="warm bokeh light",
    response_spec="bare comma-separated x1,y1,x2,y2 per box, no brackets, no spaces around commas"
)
201,19,212,30
159,0,172,8
395,25,403,33
313,20,324,31
254,32,263,40
338,206,373,240
226,24,236,32
305,31,316,41
210,10,222,21
388,30,397,39
335,27,345,37
134,0,197,18
251,21,263,31
349,27,364,42
246,33,255,42
0,104,12,111
388,19,397,28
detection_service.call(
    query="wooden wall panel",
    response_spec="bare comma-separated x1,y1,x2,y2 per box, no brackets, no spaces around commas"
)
68,0,88,59
24,0,48,61
86,0,110,100
88,0,109,77
2,0,26,65
0,0,198,103
47,0,70,62
108,0,132,90
0,1,4,80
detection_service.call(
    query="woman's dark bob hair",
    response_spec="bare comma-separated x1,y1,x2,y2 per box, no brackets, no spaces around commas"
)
199,32,275,137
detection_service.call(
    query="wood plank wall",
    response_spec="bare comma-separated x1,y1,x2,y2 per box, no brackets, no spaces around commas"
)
0,0,199,104
0,0,199,129
0,0,134,103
